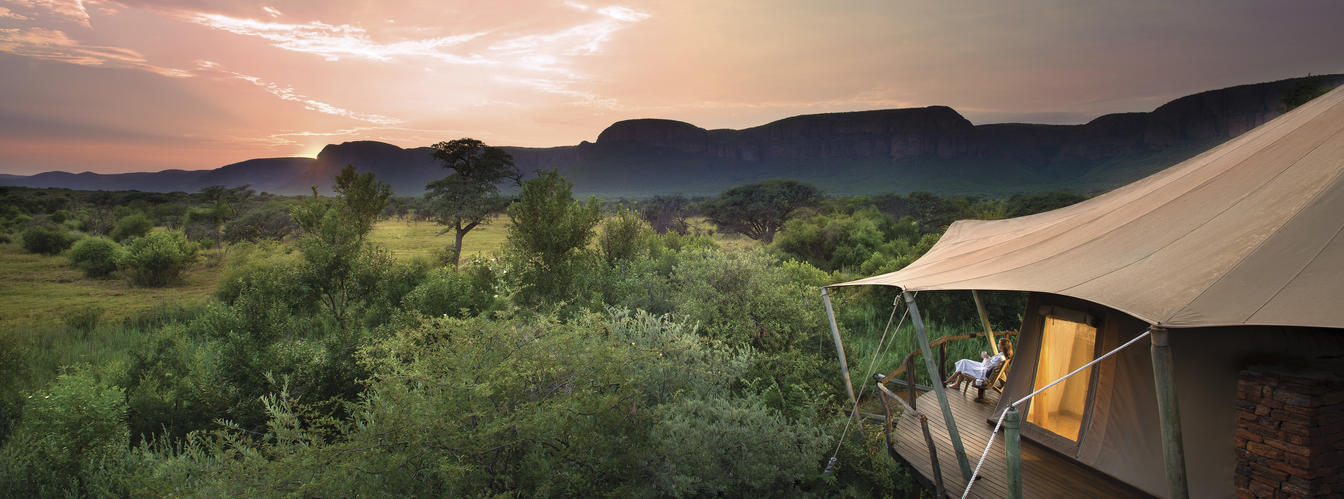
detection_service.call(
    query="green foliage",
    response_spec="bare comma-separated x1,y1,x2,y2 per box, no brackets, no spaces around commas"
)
639,194,695,234
1004,191,1088,218
291,165,392,325
0,366,128,496
402,266,499,318
66,236,123,277
670,248,826,352
122,325,232,442
649,393,827,496
1280,79,1330,113
506,170,602,306
222,202,297,242
773,208,895,271
425,138,521,266
61,304,104,334
598,206,654,264
110,212,153,242
20,224,78,255
0,328,26,439
120,230,199,287
701,179,822,242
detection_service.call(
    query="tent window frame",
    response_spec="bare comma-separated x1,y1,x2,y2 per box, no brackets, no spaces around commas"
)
1020,303,1105,455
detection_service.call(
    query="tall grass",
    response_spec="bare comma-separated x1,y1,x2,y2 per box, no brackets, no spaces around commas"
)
835,297,996,402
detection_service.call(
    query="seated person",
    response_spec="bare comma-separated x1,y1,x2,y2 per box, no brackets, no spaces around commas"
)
945,338,1012,390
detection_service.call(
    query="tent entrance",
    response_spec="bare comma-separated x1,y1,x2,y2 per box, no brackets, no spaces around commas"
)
1026,310,1098,442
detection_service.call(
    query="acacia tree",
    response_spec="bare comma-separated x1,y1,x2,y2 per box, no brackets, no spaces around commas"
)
700,180,821,243
291,165,391,326
638,194,695,234
425,138,521,266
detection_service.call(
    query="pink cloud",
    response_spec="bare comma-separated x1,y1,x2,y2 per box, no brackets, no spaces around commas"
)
196,60,401,125
185,12,488,63
0,26,191,77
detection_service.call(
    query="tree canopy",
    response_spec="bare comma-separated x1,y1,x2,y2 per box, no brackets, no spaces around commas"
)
701,180,821,242
425,138,521,265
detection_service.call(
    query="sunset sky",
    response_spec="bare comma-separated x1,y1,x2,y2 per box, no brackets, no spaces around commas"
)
1,0,1342,175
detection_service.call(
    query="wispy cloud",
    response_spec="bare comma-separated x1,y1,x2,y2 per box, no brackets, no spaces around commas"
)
196,60,401,125
0,27,191,77
490,3,649,60
186,13,488,63
1,0,91,26
260,5,280,18
0,6,29,19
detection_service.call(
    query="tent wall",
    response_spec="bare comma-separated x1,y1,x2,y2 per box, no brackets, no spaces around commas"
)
1169,326,1344,498
998,293,1164,495
1000,292,1344,498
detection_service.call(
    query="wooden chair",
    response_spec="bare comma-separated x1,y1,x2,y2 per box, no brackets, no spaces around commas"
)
974,356,1011,401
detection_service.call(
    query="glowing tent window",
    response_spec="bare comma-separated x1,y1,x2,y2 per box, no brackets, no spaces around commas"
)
1027,315,1096,440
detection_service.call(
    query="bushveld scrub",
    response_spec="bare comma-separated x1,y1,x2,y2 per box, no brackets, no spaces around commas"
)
0,179,1083,496
120,231,199,287
66,236,123,277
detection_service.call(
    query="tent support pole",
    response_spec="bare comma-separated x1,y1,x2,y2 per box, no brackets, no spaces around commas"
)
904,291,973,481
1150,326,1189,499
822,288,863,433
973,290,999,354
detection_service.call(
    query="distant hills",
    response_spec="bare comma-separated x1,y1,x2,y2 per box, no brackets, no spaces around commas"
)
3,75,1341,198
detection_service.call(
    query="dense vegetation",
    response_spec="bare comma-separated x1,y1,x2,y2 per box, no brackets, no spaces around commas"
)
0,157,1088,496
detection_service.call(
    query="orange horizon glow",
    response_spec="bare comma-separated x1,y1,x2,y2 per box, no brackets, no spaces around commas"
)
1,0,1343,175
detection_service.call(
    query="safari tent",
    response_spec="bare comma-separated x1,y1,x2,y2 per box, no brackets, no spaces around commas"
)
825,83,1344,497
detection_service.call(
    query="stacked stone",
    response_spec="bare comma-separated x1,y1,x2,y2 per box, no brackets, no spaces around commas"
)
1233,363,1344,498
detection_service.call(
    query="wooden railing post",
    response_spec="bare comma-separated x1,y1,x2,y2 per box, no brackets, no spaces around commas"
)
904,291,972,482
1005,406,1023,499
938,343,947,382
905,357,917,412
920,415,946,499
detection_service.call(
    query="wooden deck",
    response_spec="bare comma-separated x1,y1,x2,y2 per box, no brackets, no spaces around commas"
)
884,386,1150,498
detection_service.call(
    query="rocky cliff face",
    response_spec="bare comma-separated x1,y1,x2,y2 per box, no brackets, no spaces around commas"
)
5,75,1341,197
587,75,1344,171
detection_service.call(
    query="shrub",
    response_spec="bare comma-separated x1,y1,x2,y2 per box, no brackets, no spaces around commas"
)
61,305,104,334
0,232,9,244
19,225,76,255
121,231,198,287
222,203,297,242
648,393,828,496
598,207,653,264
110,213,152,242
402,267,498,318
670,248,825,352
0,367,128,496
66,236,123,277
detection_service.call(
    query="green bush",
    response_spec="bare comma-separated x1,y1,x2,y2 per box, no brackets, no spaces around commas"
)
402,266,497,318
20,225,77,255
66,236,123,277
120,231,198,287
648,393,828,496
598,207,653,264
670,248,826,352
110,213,152,242
61,305,104,334
0,367,129,496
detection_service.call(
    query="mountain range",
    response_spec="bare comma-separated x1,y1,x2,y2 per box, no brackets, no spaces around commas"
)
3,75,1341,198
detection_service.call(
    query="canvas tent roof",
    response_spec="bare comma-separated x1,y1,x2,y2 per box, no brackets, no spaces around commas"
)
832,85,1344,329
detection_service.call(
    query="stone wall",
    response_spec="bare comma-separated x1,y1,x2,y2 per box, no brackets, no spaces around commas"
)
1234,362,1344,498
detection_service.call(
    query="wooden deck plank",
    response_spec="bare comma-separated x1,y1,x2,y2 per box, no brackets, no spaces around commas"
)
886,387,1151,498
